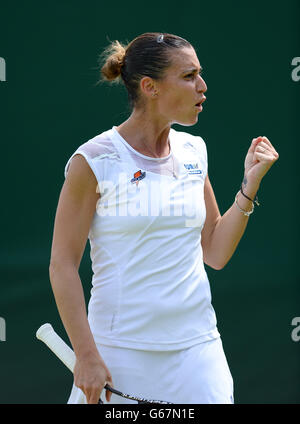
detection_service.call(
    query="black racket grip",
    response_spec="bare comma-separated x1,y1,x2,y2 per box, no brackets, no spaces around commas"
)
98,383,111,404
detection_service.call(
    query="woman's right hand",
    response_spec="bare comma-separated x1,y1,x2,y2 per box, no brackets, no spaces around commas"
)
49,154,113,404
74,353,114,404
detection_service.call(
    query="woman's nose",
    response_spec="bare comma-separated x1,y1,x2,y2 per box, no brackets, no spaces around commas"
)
197,75,207,93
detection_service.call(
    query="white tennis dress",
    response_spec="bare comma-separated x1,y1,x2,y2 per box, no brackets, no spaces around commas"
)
64,126,234,404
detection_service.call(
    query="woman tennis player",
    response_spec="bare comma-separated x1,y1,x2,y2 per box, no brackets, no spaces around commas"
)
49,32,279,404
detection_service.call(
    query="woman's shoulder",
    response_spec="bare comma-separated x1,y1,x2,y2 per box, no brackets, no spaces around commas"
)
75,128,117,159
64,128,119,179
170,127,207,154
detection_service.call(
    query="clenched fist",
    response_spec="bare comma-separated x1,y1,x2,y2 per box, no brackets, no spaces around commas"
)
244,136,279,187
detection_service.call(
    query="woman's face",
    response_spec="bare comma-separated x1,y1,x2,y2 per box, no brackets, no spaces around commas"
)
155,47,207,126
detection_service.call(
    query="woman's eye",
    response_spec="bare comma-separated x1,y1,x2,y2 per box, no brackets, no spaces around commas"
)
185,72,203,80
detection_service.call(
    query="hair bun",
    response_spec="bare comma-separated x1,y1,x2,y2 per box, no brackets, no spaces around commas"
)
100,40,126,82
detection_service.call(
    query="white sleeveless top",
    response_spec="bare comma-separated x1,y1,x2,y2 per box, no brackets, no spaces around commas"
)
64,126,220,351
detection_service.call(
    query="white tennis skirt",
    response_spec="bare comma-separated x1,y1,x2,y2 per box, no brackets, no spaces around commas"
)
67,337,234,404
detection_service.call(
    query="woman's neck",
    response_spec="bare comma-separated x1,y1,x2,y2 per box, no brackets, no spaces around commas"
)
116,109,171,158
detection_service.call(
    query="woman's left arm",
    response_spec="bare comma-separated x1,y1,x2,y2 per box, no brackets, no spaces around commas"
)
201,136,279,270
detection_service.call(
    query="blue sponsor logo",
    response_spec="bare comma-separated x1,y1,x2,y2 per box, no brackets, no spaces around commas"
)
184,163,203,175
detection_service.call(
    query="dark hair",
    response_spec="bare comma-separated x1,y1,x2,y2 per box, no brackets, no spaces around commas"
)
99,32,192,107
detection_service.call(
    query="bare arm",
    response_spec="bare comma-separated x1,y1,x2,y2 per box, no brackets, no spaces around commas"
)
201,175,255,269
49,154,113,403
201,136,279,270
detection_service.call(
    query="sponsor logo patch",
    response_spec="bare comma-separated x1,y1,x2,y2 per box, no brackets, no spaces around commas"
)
131,170,146,186
184,163,203,175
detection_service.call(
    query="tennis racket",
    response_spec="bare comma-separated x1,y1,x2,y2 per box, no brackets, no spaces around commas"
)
36,323,173,404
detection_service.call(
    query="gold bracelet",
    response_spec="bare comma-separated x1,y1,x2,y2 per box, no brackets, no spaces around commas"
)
234,191,254,216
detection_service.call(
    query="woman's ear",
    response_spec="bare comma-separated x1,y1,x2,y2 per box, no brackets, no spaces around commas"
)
140,76,158,99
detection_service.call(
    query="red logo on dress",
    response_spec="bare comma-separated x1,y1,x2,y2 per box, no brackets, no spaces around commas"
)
131,170,146,186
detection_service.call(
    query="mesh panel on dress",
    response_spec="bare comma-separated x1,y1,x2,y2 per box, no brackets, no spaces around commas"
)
67,132,178,178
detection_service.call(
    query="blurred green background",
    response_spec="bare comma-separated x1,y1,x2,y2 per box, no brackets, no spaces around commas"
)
0,0,299,404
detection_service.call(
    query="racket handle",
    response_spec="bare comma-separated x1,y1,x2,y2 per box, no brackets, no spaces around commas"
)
36,323,76,373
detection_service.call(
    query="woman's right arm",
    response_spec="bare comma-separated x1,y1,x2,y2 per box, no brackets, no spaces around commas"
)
49,154,113,404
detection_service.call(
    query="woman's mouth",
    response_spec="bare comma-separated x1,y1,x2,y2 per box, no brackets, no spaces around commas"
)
195,97,206,111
